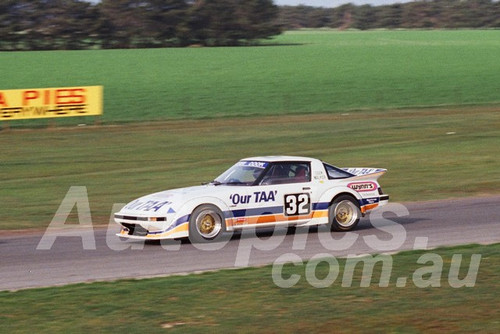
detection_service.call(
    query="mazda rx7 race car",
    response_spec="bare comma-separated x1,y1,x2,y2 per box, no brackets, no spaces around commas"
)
114,156,389,242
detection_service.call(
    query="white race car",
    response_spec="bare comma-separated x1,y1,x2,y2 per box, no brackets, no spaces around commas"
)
114,156,389,242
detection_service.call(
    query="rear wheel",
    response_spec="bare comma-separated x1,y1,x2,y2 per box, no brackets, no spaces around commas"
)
189,204,227,243
329,195,361,231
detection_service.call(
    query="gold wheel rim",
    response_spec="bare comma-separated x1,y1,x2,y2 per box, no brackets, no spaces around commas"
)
199,214,216,234
335,200,357,227
195,209,222,239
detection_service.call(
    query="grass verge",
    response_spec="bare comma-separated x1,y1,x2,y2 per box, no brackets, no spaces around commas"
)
0,243,498,333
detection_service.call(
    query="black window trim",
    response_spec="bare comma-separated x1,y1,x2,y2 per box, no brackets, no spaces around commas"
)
323,162,354,180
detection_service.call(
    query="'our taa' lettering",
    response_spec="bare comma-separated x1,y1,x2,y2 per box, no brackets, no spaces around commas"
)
230,191,277,205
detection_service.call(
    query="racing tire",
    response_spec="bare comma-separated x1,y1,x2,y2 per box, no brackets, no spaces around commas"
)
329,195,361,232
188,204,229,243
286,226,297,235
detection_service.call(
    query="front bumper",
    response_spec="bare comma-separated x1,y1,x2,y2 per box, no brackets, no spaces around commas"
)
115,213,190,240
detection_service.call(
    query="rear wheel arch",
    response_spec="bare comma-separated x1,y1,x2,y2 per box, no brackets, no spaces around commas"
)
330,192,360,208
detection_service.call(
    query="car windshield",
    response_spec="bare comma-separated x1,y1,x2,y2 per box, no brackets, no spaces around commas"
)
213,161,268,186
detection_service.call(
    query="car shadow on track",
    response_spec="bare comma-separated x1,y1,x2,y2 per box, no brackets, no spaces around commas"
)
140,216,429,247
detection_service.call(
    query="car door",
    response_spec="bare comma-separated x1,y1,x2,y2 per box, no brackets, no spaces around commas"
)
225,184,277,228
256,162,315,227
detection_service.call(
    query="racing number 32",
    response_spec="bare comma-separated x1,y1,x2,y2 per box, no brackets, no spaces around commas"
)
284,193,311,216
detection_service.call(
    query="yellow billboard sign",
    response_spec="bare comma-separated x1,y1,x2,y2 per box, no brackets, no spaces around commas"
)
0,86,103,121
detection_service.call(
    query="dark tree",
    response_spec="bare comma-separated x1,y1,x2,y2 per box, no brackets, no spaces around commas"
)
353,5,378,30
186,0,280,46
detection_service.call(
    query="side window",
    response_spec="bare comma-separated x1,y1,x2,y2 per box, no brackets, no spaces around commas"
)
260,163,310,185
324,163,353,179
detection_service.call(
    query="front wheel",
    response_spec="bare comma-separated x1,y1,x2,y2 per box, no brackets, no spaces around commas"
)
329,195,361,232
189,204,227,243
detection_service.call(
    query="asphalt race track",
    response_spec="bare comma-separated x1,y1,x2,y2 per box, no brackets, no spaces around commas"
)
1,196,499,291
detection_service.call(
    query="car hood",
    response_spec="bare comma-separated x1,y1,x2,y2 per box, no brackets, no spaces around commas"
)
118,184,219,216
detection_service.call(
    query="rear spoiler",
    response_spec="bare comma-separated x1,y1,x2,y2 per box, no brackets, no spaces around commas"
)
342,168,387,180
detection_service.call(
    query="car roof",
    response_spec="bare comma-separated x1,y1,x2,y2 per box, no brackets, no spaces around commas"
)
242,156,317,163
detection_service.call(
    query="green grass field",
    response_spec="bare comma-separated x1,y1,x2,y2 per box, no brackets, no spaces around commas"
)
1,244,499,333
1,30,500,124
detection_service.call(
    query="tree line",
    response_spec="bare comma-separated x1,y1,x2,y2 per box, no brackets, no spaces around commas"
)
0,0,499,51
278,0,500,30
0,0,280,50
